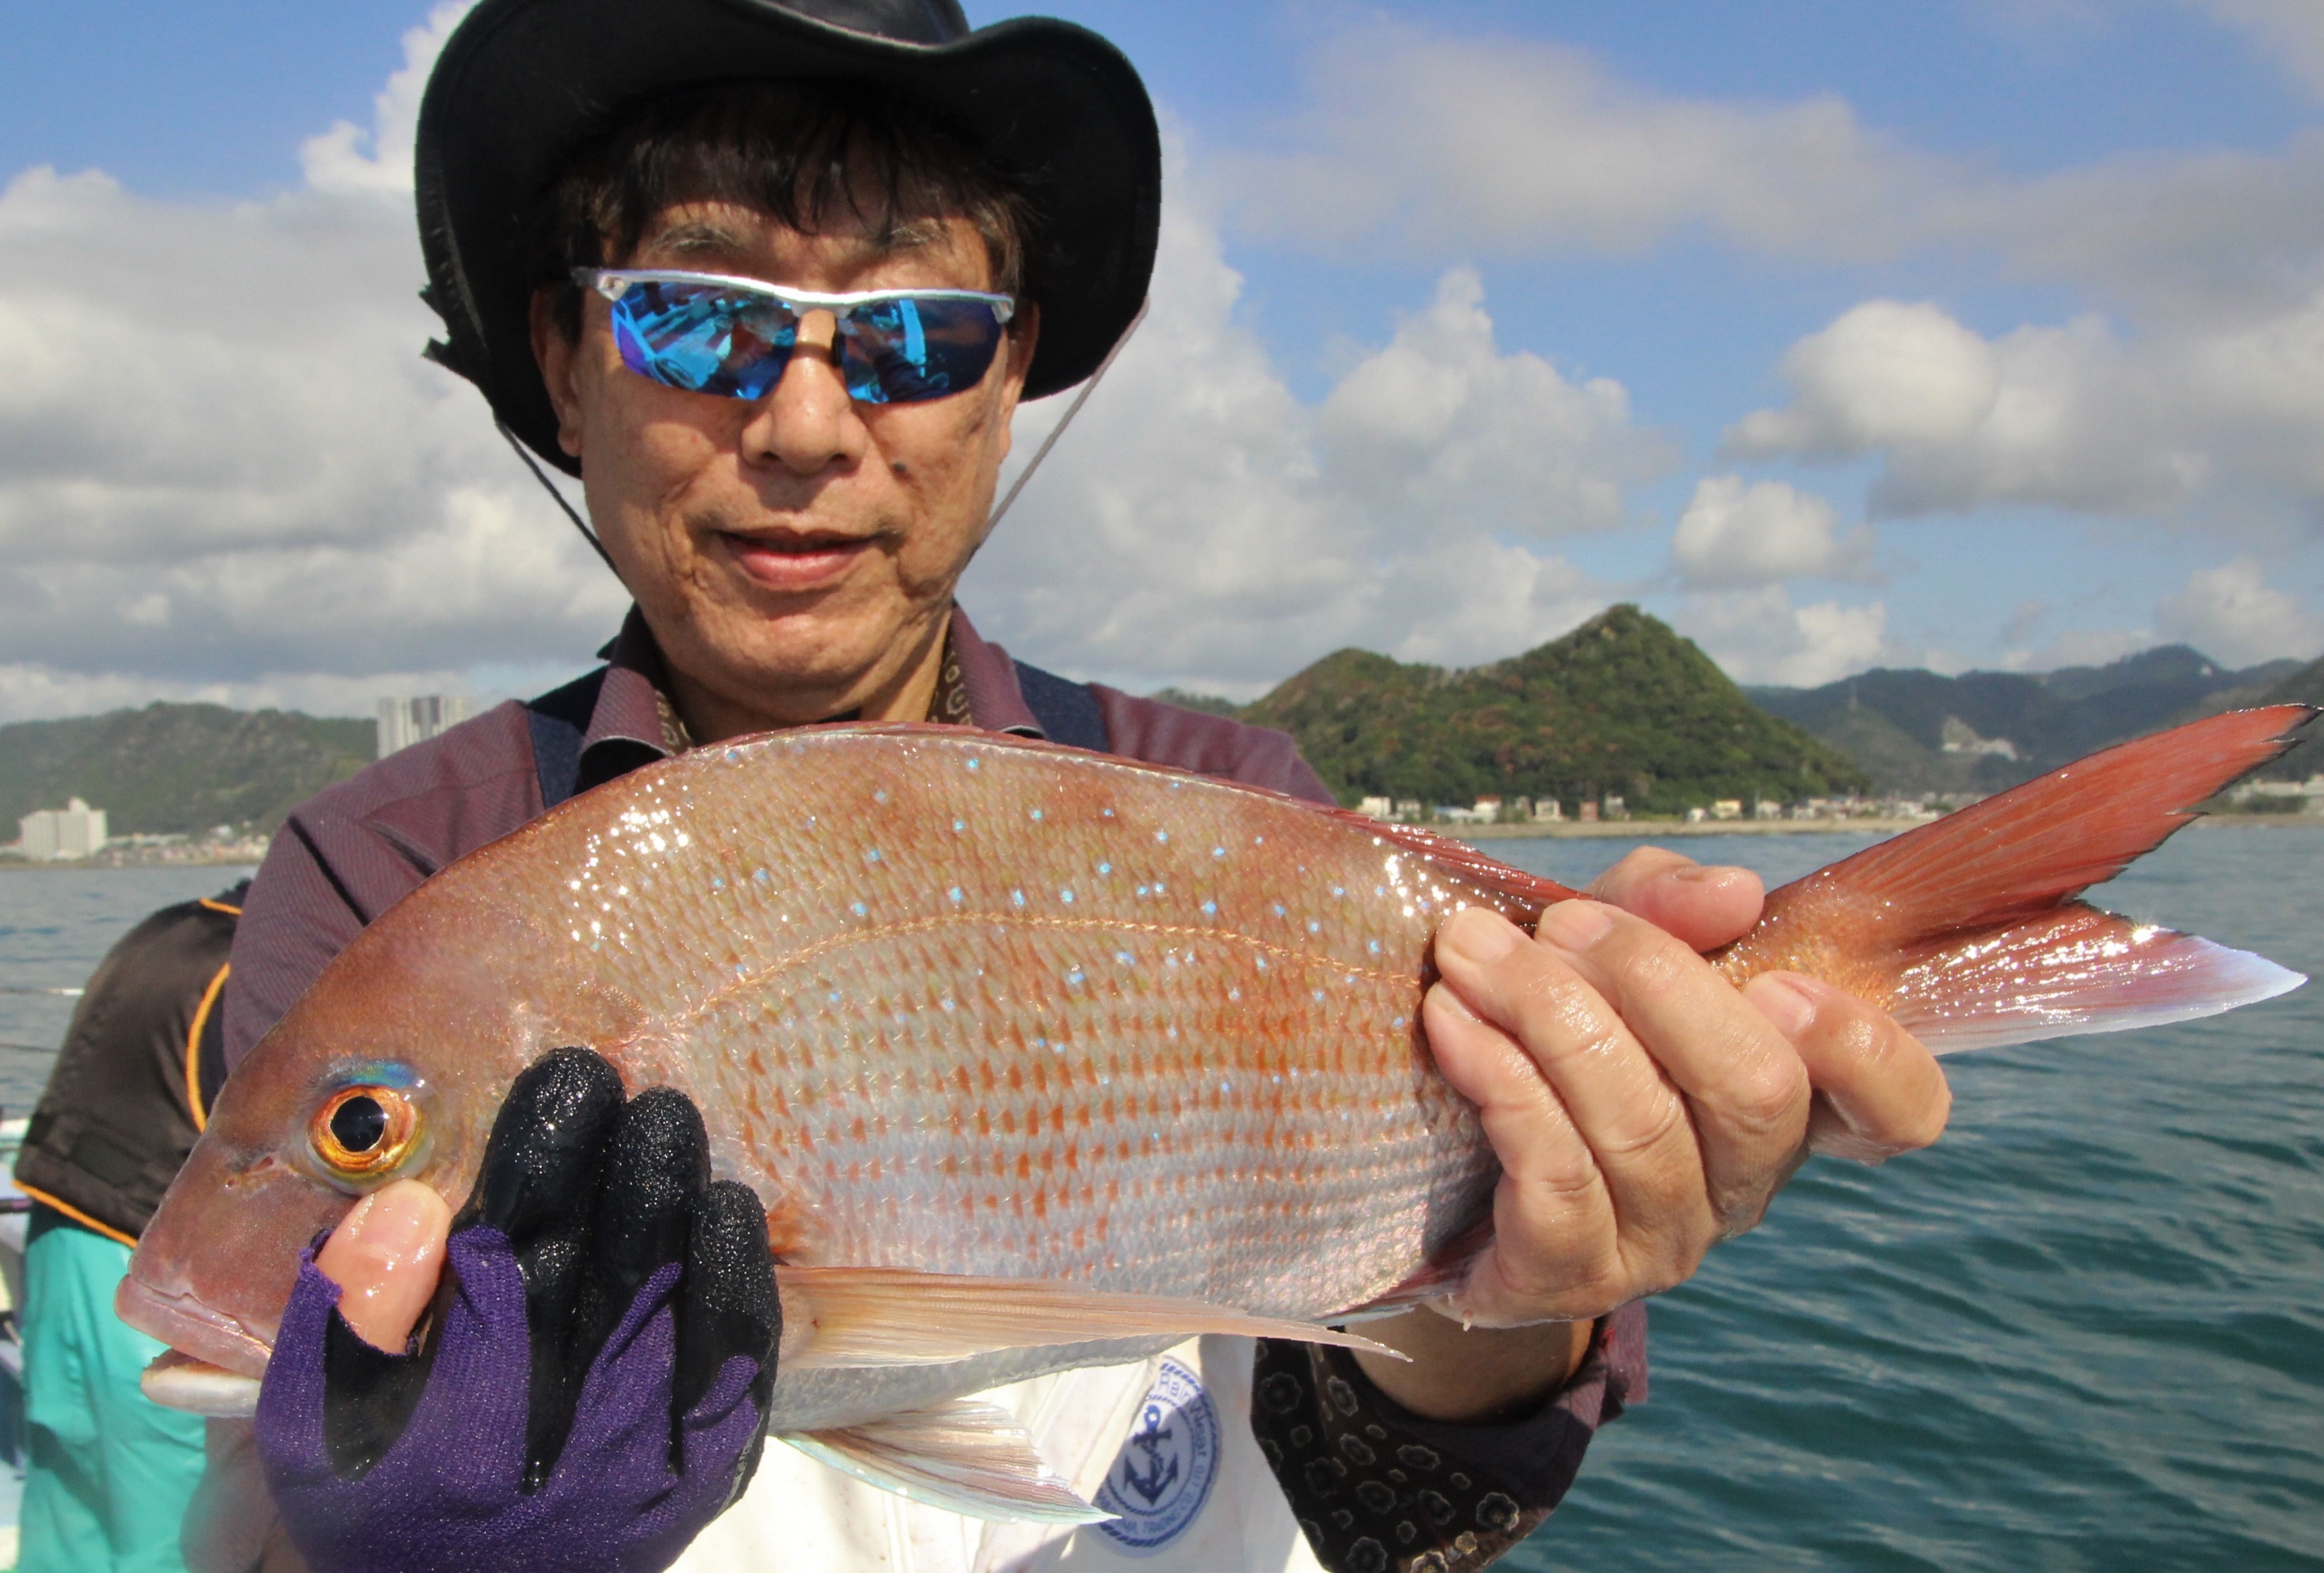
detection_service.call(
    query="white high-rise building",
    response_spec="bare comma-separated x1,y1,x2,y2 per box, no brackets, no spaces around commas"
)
377,695,473,759
19,798,108,861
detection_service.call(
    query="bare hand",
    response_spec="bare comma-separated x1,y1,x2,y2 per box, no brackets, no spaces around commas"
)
1420,847,1950,1328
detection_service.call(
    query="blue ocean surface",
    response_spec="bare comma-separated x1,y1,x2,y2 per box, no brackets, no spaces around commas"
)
1490,824,2323,1571
0,828,2315,1568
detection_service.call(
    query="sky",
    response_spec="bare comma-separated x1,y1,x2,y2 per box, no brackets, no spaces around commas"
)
2,0,2322,719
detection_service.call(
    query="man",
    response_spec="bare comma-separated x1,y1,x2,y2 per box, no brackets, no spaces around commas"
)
15,883,242,1571
215,2,1950,1569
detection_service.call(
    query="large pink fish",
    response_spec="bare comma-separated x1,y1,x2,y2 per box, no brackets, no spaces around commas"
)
120,705,2308,1518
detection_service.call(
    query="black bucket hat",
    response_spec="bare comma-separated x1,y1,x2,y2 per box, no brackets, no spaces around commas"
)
414,0,1162,475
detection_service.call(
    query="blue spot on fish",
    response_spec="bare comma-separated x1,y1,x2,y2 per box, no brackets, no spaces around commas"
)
1062,888,1075,904
754,868,769,883
863,847,881,864
1030,808,1044,821
1066,968,1085,987
948,887,964,904
1201,900,1218,916
852,902,868,918
1155,830,1169,843
954,819,967,834
1308,920,1322,934
1012,889,1027,908
1212,847,1225,860
965,757,980,771
1097,861,1112,875
1368,939,1381,955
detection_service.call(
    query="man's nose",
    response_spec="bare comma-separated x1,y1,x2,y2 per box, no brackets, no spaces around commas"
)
741,310,866,474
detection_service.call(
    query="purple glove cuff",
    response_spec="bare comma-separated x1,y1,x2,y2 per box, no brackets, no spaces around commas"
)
258,1228,765,1573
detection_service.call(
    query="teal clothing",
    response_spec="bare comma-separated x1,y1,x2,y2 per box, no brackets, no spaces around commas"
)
18,1206,206,1573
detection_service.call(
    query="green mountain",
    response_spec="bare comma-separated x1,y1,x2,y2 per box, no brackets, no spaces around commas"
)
1240,605,1869,812
1746,645,2298,795
0,703,375,836
2250,656,2324,780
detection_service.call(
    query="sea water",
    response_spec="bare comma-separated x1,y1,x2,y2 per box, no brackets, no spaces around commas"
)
0,831,2316,1568
1492,824,2324,1571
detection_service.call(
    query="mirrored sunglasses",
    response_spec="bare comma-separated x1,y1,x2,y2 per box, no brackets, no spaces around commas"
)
575,268,1017,405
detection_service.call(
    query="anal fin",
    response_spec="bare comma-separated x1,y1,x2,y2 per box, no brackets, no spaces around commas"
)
777,1266,1405,1369
785,1401,1113,1524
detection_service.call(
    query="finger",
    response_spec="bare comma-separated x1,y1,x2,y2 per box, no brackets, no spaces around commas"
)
1744,973,1951,1164
1419,978,1619,1320
468,1046,624,1491
313,1180,450,1353
1433,908,1712,1294
1530,900,1811,1234
467,1046,626,1244
573,1089,708,1372
675,1181,780,1420
1586,847,1763,951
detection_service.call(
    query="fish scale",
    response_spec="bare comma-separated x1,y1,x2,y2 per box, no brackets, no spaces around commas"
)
517,729,1500,1315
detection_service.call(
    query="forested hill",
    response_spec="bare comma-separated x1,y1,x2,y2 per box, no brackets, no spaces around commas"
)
0,704,374,835
1240,605,1869,813
2252,656,2324,780
1746,645,2304,795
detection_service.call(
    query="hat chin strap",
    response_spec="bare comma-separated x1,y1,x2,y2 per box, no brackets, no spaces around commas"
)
498,418,622,578
981,297,1147,541
500,297,1150,575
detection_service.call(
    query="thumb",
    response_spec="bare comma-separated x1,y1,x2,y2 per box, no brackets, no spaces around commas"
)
315,1179,451,1351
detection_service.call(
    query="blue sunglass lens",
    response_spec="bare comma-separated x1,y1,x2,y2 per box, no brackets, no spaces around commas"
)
608,282,795,400
607,281,1002,405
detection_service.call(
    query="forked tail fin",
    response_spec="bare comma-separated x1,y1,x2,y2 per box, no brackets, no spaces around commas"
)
1744,705,2313,1054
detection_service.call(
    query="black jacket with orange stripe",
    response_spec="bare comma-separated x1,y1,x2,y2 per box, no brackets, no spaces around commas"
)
15,882,245,1244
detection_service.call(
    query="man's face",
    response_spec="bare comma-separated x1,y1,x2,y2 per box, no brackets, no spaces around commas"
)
535,201,1035,731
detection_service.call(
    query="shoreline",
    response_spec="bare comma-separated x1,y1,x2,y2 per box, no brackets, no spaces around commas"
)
1445,811,2321,843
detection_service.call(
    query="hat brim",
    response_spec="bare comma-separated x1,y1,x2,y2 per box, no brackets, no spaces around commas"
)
416,0,1161,474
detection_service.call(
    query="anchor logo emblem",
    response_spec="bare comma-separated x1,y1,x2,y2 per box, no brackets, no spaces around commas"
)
1096,1358,1220,1554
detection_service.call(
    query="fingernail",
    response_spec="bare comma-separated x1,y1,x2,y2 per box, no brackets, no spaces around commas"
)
1439,908,1525,966
341,1182,438,1265
1750,974,1819,1039
1536,899,1615,952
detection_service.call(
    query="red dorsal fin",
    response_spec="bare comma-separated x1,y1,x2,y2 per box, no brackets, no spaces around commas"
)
1322,810,1584,918
1767,705,2313,941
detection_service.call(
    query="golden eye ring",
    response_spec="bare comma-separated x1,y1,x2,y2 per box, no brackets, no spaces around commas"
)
311,1085,421,1180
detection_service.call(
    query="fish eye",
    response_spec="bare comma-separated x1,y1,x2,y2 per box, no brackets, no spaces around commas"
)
311,1085,421,1181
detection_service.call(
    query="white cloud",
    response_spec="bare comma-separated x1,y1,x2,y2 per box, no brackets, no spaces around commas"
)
1214,22,1932,261
961,200,1664,692
1208,15,2324,331
1725,299,2237,520
2192,0,2324,98
2156,556,2322,666
1671,475,1873,587
298,2,470,197
1670,587,1892,687
0,9,626,724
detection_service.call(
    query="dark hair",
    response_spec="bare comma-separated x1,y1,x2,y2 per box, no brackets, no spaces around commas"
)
534,79,1034,342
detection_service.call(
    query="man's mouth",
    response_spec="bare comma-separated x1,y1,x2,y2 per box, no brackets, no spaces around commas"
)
718,529,877,592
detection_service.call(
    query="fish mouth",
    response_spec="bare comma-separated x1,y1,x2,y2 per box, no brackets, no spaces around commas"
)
115,1276,272,1379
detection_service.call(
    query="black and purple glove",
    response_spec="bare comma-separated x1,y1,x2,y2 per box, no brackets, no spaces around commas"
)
256,1048,780,1573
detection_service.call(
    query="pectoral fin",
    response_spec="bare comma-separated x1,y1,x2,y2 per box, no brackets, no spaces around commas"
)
776,1265,1405,1369
785,1400,1113,1524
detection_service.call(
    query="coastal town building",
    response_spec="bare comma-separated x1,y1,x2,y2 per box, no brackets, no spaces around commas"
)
18,798,108,860
1358,796,1395,820
377,695,473,758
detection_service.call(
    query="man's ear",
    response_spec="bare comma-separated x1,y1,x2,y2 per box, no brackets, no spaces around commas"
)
530,287,587,462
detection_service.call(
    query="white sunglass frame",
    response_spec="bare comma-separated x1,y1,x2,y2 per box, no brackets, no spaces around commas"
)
574,267,1015,325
